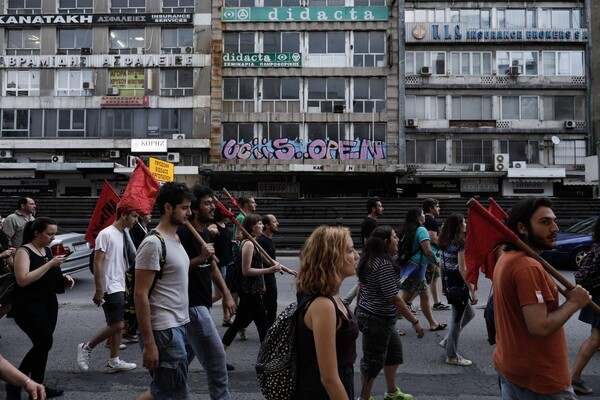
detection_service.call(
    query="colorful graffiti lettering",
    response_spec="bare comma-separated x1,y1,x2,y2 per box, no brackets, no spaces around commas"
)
222,137,387,160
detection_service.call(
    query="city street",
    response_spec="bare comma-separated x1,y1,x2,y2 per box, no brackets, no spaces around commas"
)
0,256,599,399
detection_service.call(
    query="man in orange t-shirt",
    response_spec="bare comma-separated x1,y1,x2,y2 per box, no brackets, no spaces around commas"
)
493,197,590,399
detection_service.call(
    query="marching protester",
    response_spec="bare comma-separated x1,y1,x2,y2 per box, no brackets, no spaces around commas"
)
570,217,600,395
494,197,590,399
2,197,36,249
398,208,446,331
8,217,75,399
130,213,152,249
0,215,16,323
294,225,359,400
134,182,194,400
438,214,477,366
422,198,449,310
356,225,423,400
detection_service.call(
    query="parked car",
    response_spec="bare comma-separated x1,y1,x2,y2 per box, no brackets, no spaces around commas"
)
50,232,93,274
541,216,597,270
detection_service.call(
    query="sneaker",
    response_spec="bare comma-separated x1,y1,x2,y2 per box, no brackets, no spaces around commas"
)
226,363,235,371
239,328,247,340
384,386,413,400
406,303,417,315
572,378,593,395
446,355,473,367
433,302,451,310
44,386,64,398
439,339,447,349
77,343,92,372
106,359,137,373
122,331,139,343
104,339,126,350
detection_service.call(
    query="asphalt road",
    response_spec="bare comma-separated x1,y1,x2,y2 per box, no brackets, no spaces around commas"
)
0,257,599,399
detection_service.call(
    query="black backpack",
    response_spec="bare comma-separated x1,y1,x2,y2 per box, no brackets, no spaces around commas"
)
225,240,246,294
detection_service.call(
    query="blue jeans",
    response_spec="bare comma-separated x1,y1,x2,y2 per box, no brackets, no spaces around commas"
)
498,373,577,400
139,325,189,400
186,306,231,400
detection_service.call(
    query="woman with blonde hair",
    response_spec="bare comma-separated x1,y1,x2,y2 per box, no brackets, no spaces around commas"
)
294,226,360,400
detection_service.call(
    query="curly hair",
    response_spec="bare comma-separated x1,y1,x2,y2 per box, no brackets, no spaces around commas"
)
296,226,351,296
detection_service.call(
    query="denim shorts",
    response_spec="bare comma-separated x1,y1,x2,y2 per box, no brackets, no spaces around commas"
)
356,309,403,380
102,291,125,325
139,325,189,400
498,373,577,400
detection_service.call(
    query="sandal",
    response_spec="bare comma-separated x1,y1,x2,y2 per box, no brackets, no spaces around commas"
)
222,318,233,327
397,329,406,336
430,323,447,331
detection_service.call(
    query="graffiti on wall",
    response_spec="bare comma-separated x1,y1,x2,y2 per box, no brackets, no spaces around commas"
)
222,137,387,160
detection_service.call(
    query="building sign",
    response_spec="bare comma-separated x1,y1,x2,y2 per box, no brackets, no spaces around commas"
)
406,23,588,43
222,7,389,22
0,186,54,195
513,181,545,194
0,54,203,69
222,137,386,160
420,179,460,193
0,13,192,26
460,178,499,193
109,69,145,90
131,139,167,153
100,96,150,108
222,52,302,67
149,157,174,183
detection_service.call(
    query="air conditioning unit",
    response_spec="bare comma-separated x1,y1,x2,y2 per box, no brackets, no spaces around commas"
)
167,152,180,163
127,155,137,168
420,66,432,76
80,47,92,55
405,118,418,128
109,150,120,158
512,161,527,169
107,87,119,96
494,153,509,172
472,163,486,172
132,47,145,55
172,134,186,140
0,150,13,159
82,81,94,90
51,155,65,163
508,66,521,76
180,46,193,54
565,120,576,129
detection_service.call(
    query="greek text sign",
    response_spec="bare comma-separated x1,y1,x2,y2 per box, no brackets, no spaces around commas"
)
222,52,301,67
149,157,174,183
0,13,192,26
0,54,200,69
222,7,388,22
131,139,167,153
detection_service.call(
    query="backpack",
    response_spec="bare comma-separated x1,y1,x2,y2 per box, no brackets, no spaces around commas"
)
225,240,245,294
574,244,600,290
124,230,166,335
255,294,319,400
397,235,419,266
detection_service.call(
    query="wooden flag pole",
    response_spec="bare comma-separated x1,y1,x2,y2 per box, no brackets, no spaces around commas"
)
184,221,219,265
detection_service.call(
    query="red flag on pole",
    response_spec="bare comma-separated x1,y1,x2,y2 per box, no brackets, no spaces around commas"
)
488,197,508,220
465,199,519,290
85,180,120,247
478,198,510,282
214,197,237,221
119,157,161,215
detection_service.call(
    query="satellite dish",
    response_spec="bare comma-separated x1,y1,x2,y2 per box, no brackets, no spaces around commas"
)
551,136,561,145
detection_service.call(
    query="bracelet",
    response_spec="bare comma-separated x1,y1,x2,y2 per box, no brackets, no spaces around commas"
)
411,319,419,325
23,378,31,387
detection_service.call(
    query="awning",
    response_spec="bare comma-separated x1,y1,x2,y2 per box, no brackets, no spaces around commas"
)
562,179,598,186
508,178,562,183
0,163,36,178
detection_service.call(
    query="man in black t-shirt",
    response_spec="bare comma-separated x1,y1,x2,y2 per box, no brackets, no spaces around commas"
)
422,198,449,310
256,214,280,328
361,197,384,246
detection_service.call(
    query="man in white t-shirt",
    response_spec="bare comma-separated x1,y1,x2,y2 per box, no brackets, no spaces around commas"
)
77,207,139,374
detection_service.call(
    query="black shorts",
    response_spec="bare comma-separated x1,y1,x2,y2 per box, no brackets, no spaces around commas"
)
102,291,125,325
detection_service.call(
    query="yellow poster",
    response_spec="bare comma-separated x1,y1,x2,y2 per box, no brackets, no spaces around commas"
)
149,157,174,183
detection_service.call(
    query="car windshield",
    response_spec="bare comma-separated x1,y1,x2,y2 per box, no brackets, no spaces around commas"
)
565,217,598,234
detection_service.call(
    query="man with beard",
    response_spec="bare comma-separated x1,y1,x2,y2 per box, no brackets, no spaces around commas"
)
361,197,384,246
493,197,591,400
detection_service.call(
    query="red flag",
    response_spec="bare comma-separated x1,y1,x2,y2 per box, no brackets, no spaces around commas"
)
488,197,508,220
465,199,519,290
119,157,161,215
85,180,120,247
214,197,237,221
478,198,510,281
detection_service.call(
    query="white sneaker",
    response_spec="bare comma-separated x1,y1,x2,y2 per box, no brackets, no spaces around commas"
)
106,359,137,373
446,355,472,367
439,339,447,349
77,343,92,372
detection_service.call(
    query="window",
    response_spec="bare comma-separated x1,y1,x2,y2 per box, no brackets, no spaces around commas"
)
58,29,93,55
542,51,584,76
354,0,386,5
223,123,254,143
543,96,585,120
262,123,300,142
450,9,491,28
405,96,445,120
104,109,133,137
109,29,145,54
406,139,446,164
451,139,493,164
310,0,345,5
539,8,584,29
307,123,345,144
223,78,255,113
162,0,194,13
353,31,385,67
58,110,86,137
261,78,301,113
161,69,193,96
58,0,93,13
505,140,540,164
497,51,538,75
6,29,40,55
162,28,194,53
498,9,536,28
111,0,145,13
108,69,145,96
405,52,446,75
307,77,345,113
353,78,385,113
1,110,30,138
354,123,386,142
501,96,539,120
307,32,346,67
451,96,492,119
4,71,40,97
223,32,255,53
263,32,300,53
160,109,191,136
450,52,492,75
56,70,94,96
224,0,255,6
7,0,41,14
264,0,304,5
555,140,586,165
406,9,445,23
